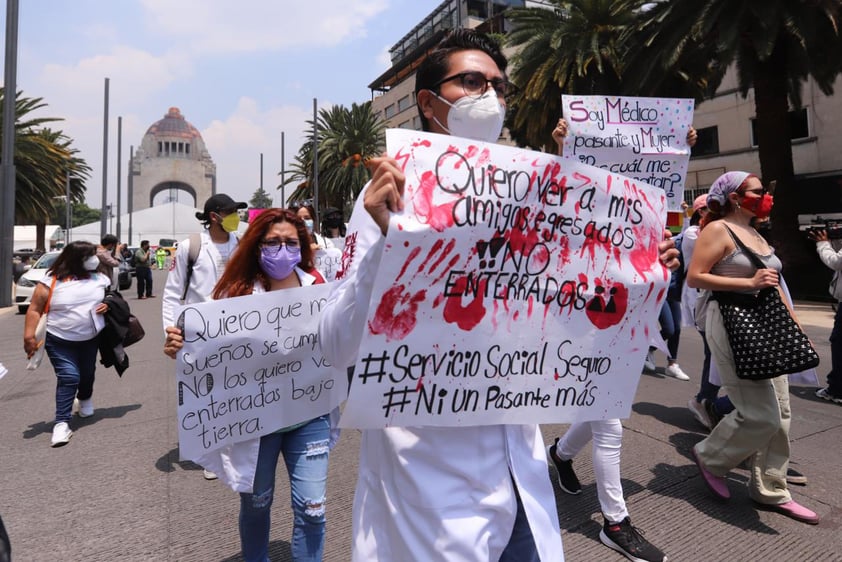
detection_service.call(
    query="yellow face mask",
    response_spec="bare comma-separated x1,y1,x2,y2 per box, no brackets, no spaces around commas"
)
217,212,240,233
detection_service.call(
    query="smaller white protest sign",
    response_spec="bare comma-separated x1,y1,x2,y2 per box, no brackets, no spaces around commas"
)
562,95,695,211
174,284,345,460
314,247,343,281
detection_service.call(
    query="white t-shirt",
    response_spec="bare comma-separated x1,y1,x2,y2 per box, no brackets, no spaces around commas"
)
42,273,111,341
213,237,238,271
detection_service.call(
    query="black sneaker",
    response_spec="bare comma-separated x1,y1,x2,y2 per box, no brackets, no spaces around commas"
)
599,517,667,562
546,438,582,494
786,467,807,486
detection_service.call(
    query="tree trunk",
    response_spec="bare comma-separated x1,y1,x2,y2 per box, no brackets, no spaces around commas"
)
753,39,807,286
35,222,46,252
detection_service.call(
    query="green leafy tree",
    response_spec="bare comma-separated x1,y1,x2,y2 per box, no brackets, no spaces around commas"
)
1,89,90,249
504,0,723,150
49,200,101,229
283,102,385,215
633,0,842,266
505,0,640,150
249,187,273,209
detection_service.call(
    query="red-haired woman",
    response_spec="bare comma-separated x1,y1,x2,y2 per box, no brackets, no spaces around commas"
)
165,209,330,561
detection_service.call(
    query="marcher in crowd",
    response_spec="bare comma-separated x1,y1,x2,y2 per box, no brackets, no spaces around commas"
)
293,204,334,251
808,227,842,405
321,207,347,251
545,118,696,562
23,241,111,446
162,193,245,480
96,234,122,290
687,171,819,524
165,209,330,562
155,246,168,270
134,240,154,299
685,195,735,429
320,30,681,561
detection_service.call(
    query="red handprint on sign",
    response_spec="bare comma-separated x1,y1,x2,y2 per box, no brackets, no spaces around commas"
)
368,238,465,341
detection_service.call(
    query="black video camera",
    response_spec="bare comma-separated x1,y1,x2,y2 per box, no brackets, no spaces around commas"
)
803,218,842,240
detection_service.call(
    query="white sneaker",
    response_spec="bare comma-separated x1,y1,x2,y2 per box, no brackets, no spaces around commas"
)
688,398,712,430
203,469,218,480
665,363,690,380
643,350,656,371
76,398,94,417
51,422,73,447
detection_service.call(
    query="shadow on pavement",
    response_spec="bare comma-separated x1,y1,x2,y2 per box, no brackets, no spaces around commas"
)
632,401,706,437
218,539,292,562
22,403,142,439
155,446,204,473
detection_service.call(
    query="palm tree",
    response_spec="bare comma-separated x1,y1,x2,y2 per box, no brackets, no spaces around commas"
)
505,0,643,150
282,102,385,215
1,89,90,249
504,0,724,151
632,0,842,263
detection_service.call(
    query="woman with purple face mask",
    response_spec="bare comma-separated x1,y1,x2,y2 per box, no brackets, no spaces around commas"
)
166,209,329,561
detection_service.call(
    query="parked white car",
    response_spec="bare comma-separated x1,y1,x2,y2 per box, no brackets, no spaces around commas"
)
14,251,60,314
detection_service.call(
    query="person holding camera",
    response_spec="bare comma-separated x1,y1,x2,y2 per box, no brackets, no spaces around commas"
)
808,228,842,404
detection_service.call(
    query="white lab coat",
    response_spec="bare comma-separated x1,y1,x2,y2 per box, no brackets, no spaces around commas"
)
319,185,564,561
161,230,239,332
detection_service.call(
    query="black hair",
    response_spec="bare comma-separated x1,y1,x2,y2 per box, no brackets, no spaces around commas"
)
140,239,149,248
101,234,118,247
47,241,97,280
414,29,507,131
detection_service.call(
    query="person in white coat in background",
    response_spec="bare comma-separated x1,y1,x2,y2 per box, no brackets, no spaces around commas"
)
161,192,246,480
319,29,680,561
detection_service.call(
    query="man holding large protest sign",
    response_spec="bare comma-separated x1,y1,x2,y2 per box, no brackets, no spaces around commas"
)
320,29,680,561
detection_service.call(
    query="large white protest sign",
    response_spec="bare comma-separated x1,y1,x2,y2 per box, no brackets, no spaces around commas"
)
339,129,669,429
562,95,695,211
175,284,345,460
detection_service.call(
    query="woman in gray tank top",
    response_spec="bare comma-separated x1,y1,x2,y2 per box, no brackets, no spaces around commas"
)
685,171,819,525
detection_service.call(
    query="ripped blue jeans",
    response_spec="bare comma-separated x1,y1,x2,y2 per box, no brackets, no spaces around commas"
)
239,414,330,562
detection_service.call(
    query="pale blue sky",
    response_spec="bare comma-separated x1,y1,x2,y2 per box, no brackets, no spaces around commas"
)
1,0,437,209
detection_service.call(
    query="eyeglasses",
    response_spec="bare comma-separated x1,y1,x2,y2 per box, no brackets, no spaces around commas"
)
260,238,301,255
431,71,514,99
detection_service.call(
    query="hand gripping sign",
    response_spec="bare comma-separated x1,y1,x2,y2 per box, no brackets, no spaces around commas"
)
174,284,345,460
340,129,670,429
562,95,695,212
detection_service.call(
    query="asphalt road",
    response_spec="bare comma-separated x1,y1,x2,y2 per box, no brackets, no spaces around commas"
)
1,269,840,561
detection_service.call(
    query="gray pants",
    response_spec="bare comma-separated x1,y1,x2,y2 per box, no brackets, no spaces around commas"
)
696,301,791,505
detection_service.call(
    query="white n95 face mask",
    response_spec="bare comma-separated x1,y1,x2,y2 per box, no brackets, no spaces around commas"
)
432,90,505,143
84,256,100,271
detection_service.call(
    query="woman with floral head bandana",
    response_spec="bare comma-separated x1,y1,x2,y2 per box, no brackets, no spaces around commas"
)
686,171,819,524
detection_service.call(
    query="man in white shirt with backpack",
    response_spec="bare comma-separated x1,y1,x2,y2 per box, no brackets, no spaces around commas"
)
161,193,246,479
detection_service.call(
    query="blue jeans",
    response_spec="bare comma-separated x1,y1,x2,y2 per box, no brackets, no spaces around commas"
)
45,333,98,423
239,415,330,562
499,485,539,562
827,303,842,396
695,331,734,414
658,299,682,361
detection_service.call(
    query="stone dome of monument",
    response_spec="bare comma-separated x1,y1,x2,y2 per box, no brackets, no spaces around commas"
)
145,107,202,140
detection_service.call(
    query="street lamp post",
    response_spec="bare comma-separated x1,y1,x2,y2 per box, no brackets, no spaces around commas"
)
65,167,71,243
